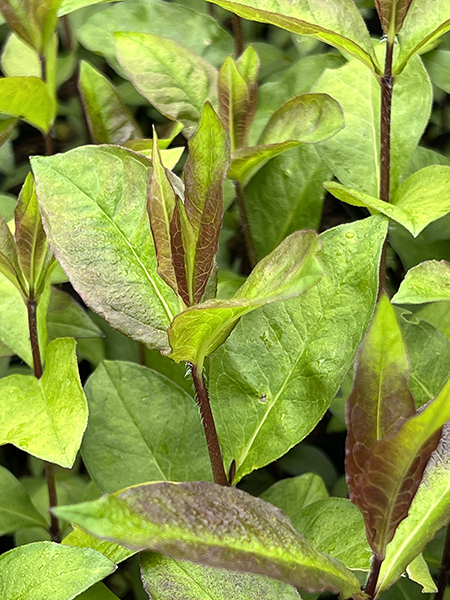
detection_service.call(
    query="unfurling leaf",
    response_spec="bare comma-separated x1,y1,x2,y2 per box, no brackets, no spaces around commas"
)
218,46,259,151
183,102,229,305
346,294,447,559
0,0,62,53
0,214,26,293
168,230,322,366
229,93,344,185
14,173,54,297
54,481,364,599
392,260,450,304
374,0,414,37
204,0,379,74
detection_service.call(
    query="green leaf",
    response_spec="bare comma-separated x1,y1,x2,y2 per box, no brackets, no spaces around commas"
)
423,49,450,95
210,216,388,483
326,165,450,237
0,465,47,534
115,32,218,136
76,0,233,71
182,102,229,305
245,146,331,259
294,498,371,571
377,423,450,593
31,146,179,352
374,0,414,36
81,360,211,492
0,338,88,467
0,213,25,291
260,473,329,524
392,260,450,304
168,230,322,366
58,0,124,16
54,481,364,599
140,552,302,600
47,287,103,341
1,33,41,78
0,541,115,600
79,60,142,145
63,526,134,564
395,0,450,74
75,583,121,600
406,553,437,594
313,50,432,197
15,173,54,296
228,93,344,185
0,0,62,52
205,0,379,73
0,76,56,133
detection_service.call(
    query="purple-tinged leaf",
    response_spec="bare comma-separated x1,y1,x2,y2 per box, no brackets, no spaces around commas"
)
14,173,54,297
169,199,190,307
0,0,62,53
0,214,26,293
183,103,229,305
374,0,414,36
346,293,416,501
54,481,364,599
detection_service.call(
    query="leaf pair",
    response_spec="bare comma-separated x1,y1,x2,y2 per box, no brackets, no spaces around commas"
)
346,294,450,567
0,173,54,299
374,0,413,39
148,102,229,308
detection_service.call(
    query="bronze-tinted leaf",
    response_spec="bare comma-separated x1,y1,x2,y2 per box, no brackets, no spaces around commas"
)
374,0,414,36
0,214,25,293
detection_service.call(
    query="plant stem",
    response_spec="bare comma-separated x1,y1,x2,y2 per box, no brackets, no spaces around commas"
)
39,53,55,157
232,14,244,57
378,39,394,296
365,555,383,599
235,182,258,268
27,297,61,543
191,364,229,486
435,523,450,599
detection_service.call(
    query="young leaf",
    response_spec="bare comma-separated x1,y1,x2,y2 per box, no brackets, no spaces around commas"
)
140,552,301,600
168,230,322,366
0,0,62,53
54,481,364,599
392,260,450,304
326,165,450,237
31,146,179,352
14,173,54,296
115,32,218,136
210,216,388,483
377,423,450,592
81,360,212,492
228,93,344,185
0,541,115,600
0,76,56,133
0,338,88,467
395,0,450,74
374,0,414,37
79,60,142,145
0,465,47,535
182,102,229,305
0,213,25,292
1,33,41,79
313,50,432,197
204,0,379,74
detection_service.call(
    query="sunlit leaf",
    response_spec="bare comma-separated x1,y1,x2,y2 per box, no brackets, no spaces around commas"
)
62,526,134,564
406,553,437,594
392,260,450,304
0,76,56,133
54,481,364,599
1,33,41,78
0,338,88,467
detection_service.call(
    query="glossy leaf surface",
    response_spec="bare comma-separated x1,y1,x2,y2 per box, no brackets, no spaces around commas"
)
0,465,47,535
392,260,450,304
31,146,179,352
79,60,142,145
396,0,450,74
210,216,388,482
141,551,301,600
378,423,450,592
168,230,322,366
0,76,56,133
116,32,218,136
229,93,344,185
82,360,211,492
54,481,363,599
314,51,432,197
205,0,378,73
0,338,87,467
0,541,115,600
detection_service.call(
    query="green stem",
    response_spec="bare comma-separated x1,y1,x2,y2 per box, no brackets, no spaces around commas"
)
191,364,229,486
26,297,61,543
235,182,258,268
